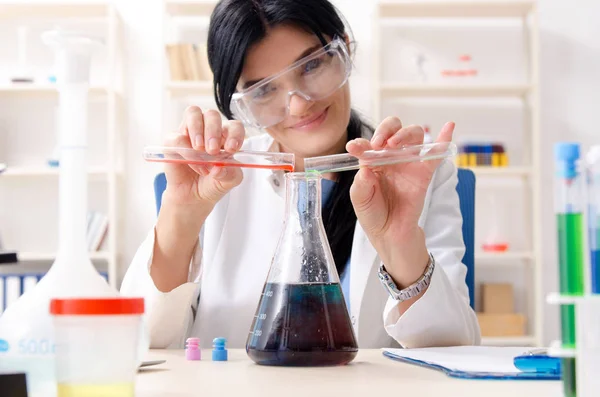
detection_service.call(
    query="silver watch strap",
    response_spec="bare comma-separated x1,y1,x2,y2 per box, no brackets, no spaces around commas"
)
378,253,435,301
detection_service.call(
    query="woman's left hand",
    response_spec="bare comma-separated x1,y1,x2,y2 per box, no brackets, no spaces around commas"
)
348,117,455,300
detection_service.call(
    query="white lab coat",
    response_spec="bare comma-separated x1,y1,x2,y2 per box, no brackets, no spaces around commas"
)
120,133,481,350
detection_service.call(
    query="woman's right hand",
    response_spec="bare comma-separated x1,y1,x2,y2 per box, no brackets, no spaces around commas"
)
151,106,245,292
162,105,245,208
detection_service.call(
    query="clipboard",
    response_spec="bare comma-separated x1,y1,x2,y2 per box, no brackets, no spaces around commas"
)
382,347,561,381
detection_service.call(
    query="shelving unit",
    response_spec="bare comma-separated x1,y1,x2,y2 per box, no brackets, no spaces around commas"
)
162,0,217,133
374,1,541,346
0,2,124,289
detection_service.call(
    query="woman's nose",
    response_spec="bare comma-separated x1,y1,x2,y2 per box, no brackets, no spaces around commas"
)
288,93,314,117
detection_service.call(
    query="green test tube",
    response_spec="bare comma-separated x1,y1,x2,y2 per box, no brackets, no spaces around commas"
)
555,143,586,397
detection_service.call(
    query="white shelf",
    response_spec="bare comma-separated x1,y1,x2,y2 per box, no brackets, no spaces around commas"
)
469,166,531,177
0,83,114,96
165,1,217,16
166,80,213,97
0,2,113,19
18,251,110,262
380,83,532,98
0,166,108,178
379,1,535,18
482,336,537,346
476,251,534,261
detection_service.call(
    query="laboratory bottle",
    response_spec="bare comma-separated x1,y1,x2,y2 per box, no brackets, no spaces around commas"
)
554,142,586,397
246,172,358,366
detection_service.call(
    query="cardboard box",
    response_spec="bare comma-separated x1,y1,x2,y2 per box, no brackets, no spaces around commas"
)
481,283,514,314
477,313,526,337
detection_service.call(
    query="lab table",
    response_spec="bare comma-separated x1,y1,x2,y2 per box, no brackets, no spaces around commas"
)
136,349,561,396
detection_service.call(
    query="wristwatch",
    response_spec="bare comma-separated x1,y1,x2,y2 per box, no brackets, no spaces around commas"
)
378,253,435,302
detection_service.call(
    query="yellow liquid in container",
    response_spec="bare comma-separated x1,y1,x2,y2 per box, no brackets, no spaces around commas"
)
57,382,134,397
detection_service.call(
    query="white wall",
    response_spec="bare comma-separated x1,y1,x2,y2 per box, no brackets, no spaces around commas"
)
2,0,599,345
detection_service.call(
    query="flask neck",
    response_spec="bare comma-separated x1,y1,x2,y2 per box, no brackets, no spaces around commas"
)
284,173,322,220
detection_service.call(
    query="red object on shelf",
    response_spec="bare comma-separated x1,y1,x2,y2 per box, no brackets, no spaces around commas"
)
482,243,510,252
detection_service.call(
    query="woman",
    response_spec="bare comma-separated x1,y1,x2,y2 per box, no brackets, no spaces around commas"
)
121,0,480,349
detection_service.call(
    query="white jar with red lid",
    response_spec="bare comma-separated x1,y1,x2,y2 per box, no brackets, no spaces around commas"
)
50,297,144,397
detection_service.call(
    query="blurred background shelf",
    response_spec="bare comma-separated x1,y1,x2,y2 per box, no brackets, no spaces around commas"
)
0,2,115,19
470,166,532,177
165,0,217,16
482,335,536,346
0,83,118,97
476,251,534,261
0,166,109,178
380,83,532,98
379,1,535,19
166,80,213,97
17,251,110,262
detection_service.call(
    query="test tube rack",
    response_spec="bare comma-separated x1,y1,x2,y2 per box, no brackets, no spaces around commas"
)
546,294,600,397
547,143,600,397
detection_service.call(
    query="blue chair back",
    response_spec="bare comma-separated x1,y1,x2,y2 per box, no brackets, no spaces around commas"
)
456,168,476,309
153,168,476,309
154,172,167,216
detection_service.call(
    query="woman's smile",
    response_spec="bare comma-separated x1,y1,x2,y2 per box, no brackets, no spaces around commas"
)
290,107,329,131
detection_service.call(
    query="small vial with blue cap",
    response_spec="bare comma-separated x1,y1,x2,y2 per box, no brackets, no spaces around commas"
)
212,337,228,361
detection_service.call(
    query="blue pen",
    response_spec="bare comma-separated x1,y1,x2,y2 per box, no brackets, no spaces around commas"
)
586,146,600,293
513,348,562,375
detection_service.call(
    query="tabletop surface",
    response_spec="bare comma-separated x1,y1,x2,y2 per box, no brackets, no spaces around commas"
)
136,349,562,397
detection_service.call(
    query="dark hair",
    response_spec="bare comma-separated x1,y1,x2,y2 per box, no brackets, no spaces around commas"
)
207,0,373,276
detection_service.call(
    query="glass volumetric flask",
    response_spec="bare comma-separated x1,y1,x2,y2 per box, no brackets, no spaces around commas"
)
246,172,358,366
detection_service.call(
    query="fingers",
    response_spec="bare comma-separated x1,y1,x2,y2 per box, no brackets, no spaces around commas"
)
436,121,455,143
350,168,387,236
346,138,372,156
183,106,205,150
371,116,403,150
386,124,425,149
349,168,377,210
424,121,456,172
203,109,224,155
164,131,192,149
222,120,245,153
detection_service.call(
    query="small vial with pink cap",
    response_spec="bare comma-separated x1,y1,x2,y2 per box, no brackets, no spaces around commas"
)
185,337,201,361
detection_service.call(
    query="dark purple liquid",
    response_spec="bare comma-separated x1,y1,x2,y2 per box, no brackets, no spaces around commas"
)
246,282,358,366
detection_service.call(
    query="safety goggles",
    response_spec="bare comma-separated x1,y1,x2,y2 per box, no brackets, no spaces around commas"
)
230,37,352,129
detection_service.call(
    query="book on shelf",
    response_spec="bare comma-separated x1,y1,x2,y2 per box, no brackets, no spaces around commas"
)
166,43,213,82
0,271,109,314
86,211,108,252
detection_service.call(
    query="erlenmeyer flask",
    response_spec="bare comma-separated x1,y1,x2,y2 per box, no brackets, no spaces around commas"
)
246,172,358,366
